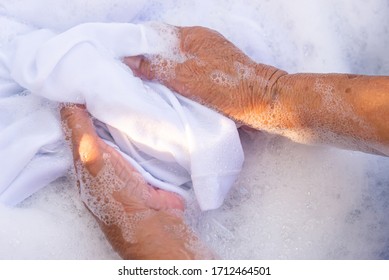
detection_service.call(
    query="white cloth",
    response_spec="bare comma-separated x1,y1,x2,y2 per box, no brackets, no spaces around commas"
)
0,22,244,210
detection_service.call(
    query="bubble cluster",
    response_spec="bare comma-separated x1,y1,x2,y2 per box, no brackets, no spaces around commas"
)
145,22,188,82
1,0,389,260
234,61,256,80
149,54,177,81
208,62,256,89
187,131,389,259
210,70,237,87
74,154,152,243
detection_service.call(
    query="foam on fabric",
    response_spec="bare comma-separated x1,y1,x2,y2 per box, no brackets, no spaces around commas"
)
0,0,389,259
0,21,244,210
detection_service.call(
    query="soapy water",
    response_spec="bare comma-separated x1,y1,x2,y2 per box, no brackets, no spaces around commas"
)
1,0,389,259
192,131,389,259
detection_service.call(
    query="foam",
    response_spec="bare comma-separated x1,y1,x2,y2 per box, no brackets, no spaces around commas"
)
1,0,389,259
210,70,237,88
188,131,389,259
0,176,120,259
234,61,256,80
74,151,155,243
145,23,188,82
209,62,257,88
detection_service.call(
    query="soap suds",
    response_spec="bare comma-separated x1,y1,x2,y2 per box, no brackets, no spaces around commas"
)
1,0,389,259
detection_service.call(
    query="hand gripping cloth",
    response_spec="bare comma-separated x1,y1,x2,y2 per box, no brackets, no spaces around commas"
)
0,22,244,210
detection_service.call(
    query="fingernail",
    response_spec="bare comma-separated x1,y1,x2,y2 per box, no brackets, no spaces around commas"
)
124,56,142,70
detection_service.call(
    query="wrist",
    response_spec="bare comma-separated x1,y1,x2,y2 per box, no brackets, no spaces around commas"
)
238,62,287,129
254,63,288,102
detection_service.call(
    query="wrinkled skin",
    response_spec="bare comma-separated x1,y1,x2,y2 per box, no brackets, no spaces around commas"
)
124,26,286,125
61,104,184,212
125,26,389,154
60,25,389,260
61,105,209,259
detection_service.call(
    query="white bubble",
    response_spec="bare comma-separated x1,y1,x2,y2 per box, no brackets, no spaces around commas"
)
1,0,389,260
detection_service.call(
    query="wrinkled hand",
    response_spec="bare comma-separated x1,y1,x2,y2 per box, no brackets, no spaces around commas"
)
60,105,210,260
60,104,184,213
124,26,286,126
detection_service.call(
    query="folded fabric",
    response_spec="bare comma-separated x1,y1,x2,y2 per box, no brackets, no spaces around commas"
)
0,22,244,210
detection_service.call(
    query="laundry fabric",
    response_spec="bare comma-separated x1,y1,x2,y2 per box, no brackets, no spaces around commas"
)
0,22,244,210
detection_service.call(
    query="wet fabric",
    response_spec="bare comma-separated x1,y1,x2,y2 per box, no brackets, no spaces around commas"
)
0,22,244,210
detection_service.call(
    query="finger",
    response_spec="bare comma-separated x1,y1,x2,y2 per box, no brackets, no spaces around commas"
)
124,55,183,98
123,55,155,80
146,188,185,211
61,104,87,128
60,104,103,174
60,104,95,144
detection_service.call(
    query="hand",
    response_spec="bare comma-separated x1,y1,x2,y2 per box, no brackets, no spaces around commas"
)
61,105,203,259
60,104,184,214
124,26,286,127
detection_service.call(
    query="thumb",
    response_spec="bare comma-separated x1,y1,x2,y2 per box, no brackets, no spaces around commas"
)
123,55,155,80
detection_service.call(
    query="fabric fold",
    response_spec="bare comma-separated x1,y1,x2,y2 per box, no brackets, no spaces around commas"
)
0,22,244,210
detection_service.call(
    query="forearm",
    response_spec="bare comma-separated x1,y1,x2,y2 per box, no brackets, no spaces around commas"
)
124,25,388,156
254,72,389,154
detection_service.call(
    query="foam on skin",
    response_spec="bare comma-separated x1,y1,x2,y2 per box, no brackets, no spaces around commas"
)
210,70,238,88
145,23,188,82
72,142,160,243
209,62,256,91
1,0,389,259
